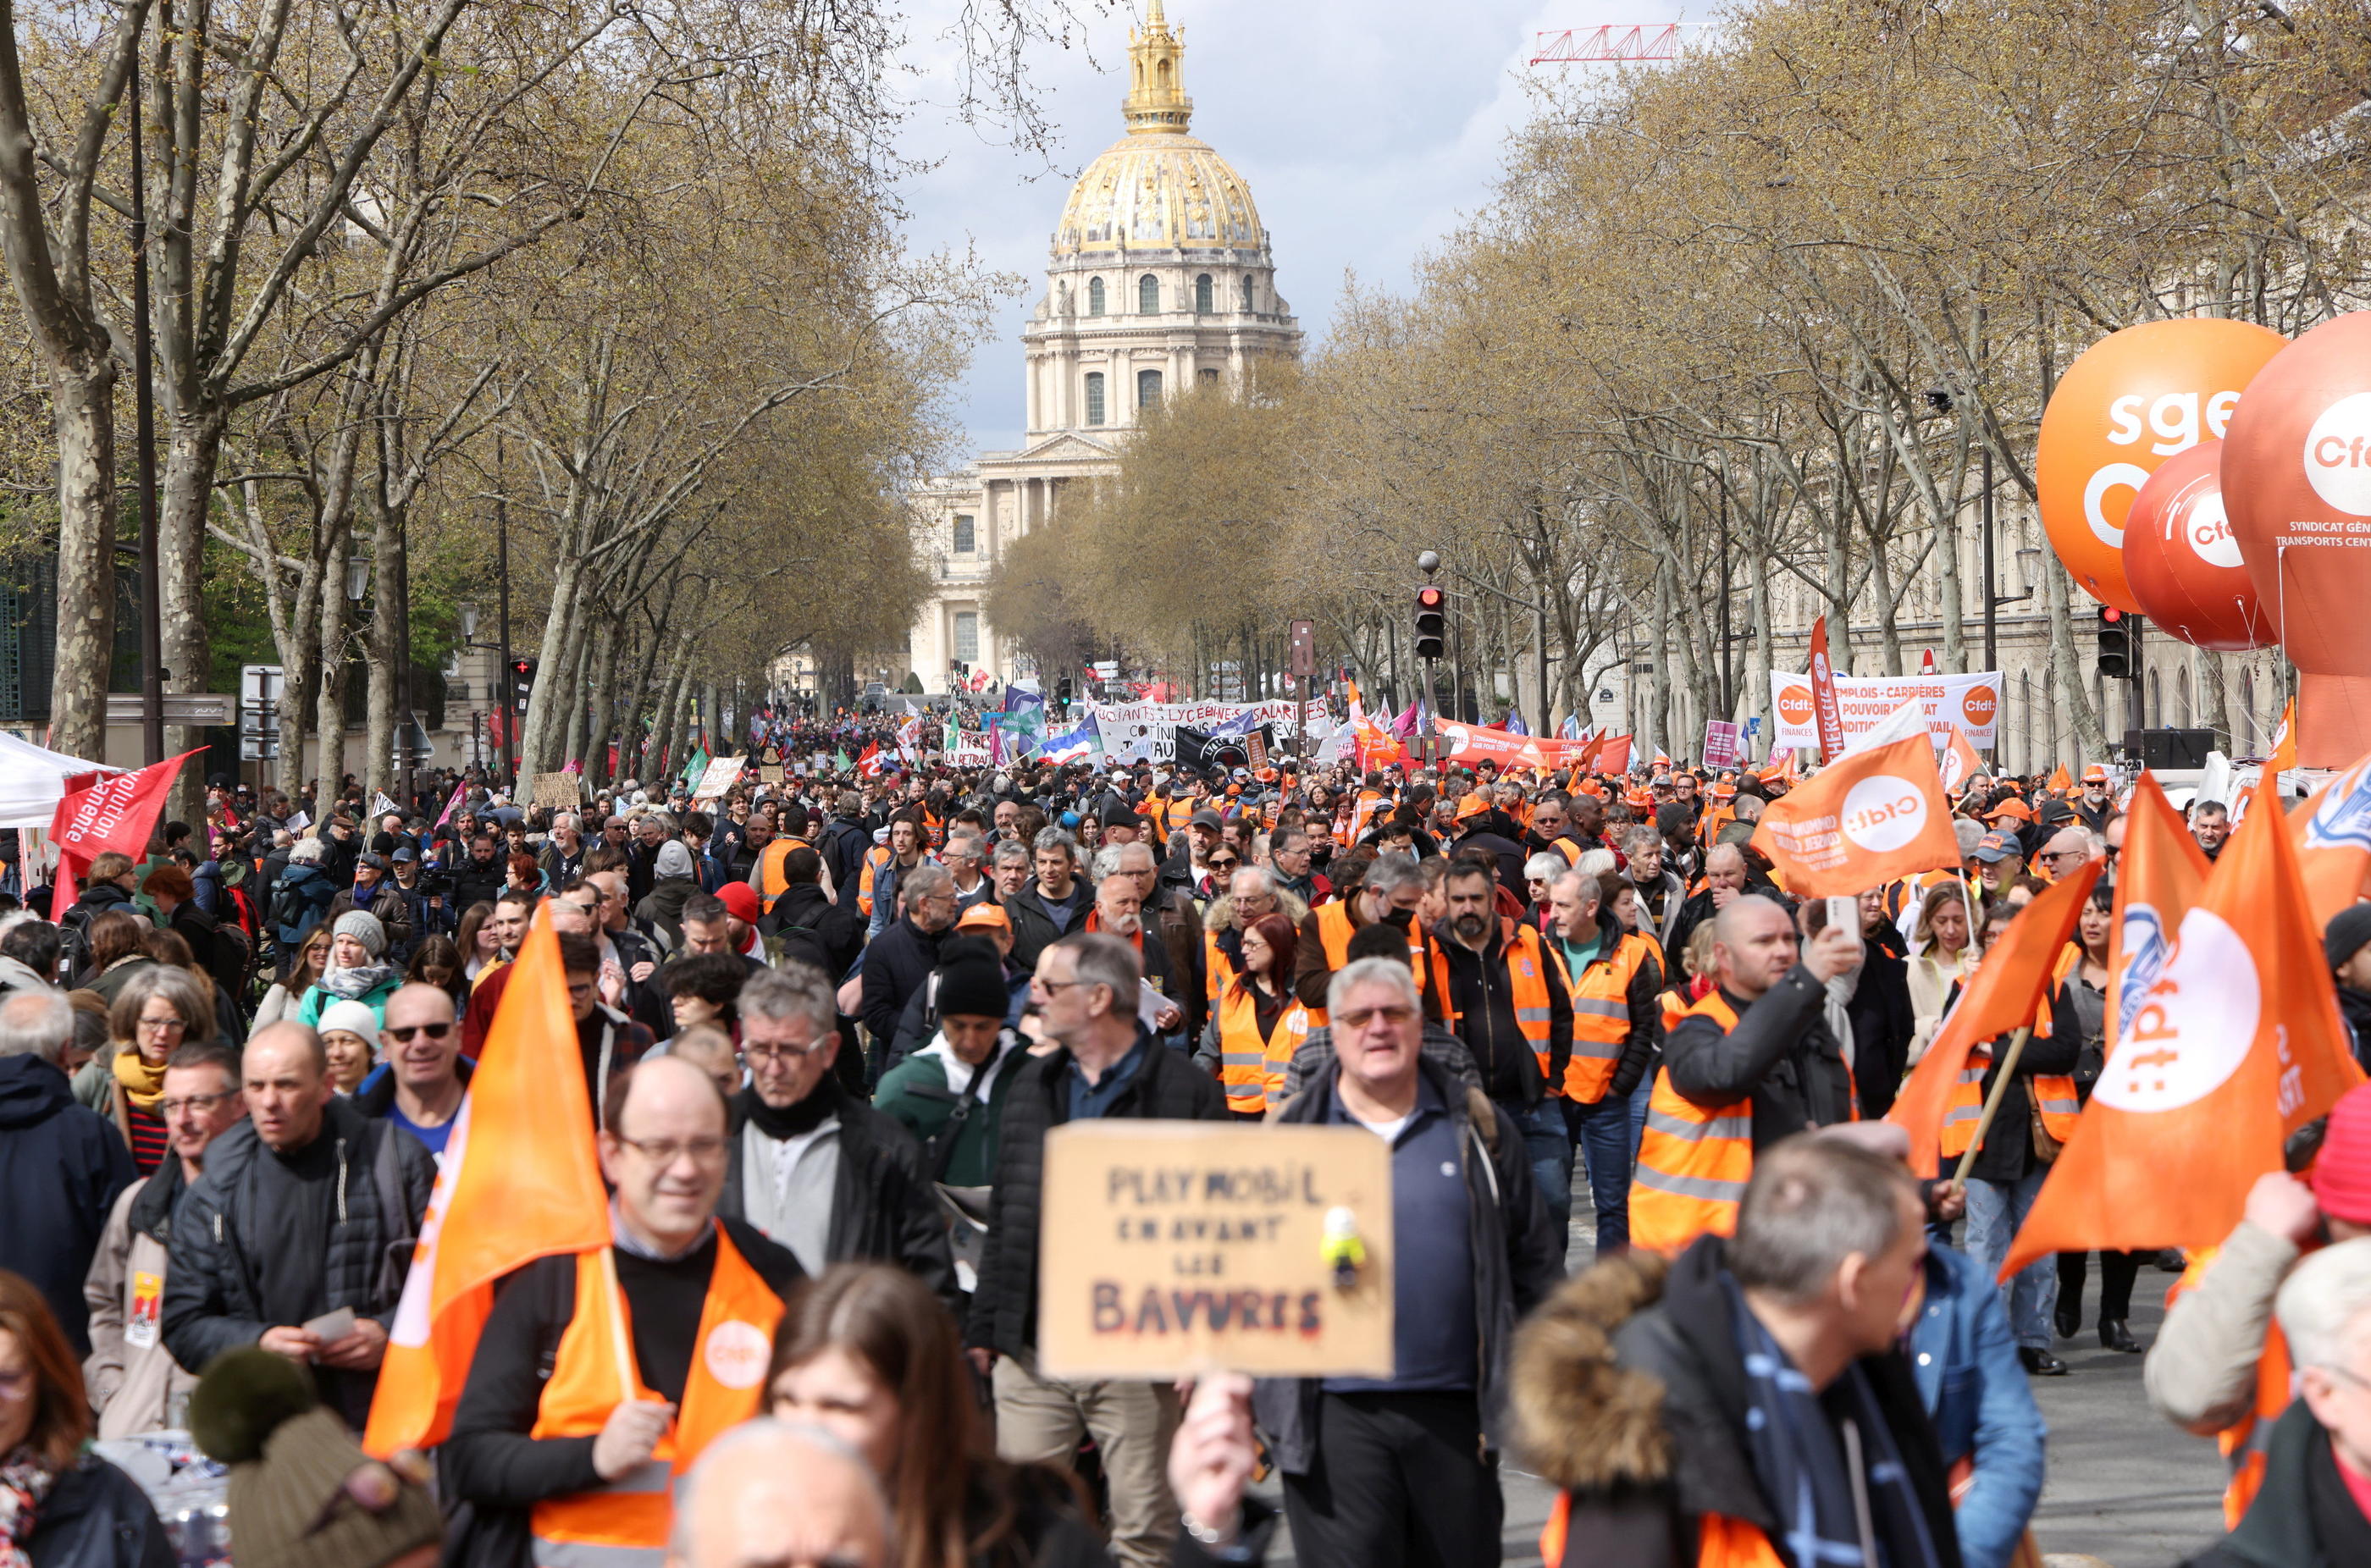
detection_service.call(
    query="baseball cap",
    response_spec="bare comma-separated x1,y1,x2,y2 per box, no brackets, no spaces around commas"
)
1189,809,1224,831
957,902,1011,933
356,851,390,872
1985,799,2034,822
1972,831,2020,864
1456,792,1490,821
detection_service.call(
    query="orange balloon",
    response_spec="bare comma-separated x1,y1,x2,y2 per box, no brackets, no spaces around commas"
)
2036,318,2288,612
2221,312,2371,769
2121,440,2274,652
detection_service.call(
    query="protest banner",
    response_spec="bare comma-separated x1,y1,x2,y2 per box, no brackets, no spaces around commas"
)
1702,721,1740,768
1036,1123,1394,1381
1808,616,1846,762
528,771,582,809
1770,667,2003,751
1092,700,1307,763
758,764,786,785
690,754,746,802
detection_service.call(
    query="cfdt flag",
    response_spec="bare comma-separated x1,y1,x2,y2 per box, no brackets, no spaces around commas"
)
2002,779,2363,1278
2292,746,2371,924
1749,733,1959,899
1807,615,1846,763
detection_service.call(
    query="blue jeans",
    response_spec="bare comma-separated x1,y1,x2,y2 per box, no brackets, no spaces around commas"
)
1962,1167,2058,1350
1563,1092,1637,1257
1510,1101,1573,1262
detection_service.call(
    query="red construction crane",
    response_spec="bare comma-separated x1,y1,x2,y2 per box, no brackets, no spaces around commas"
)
1528,23,1705,65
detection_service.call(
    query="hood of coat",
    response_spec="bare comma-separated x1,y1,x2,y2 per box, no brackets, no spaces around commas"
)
1509,1249,1677,1493
1202,886,1309,937
0,1052,75,1129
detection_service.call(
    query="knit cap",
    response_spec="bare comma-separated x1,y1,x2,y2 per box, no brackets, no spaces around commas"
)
332,909,387,958
189,1350,442,1568
655,840,696,880
316,998,382,1045
934,938,1010,1020
2326,904,2371,974
2312,1083,2371,1226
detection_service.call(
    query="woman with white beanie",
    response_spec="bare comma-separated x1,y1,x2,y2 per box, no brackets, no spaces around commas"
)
296,909,402,1028
316,997,382,1094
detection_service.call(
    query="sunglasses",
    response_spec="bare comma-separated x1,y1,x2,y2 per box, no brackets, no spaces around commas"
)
386,1022,455,1041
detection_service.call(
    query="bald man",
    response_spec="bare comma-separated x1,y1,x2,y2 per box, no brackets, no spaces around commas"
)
1629,895,1862,1254
671,1421,891,1568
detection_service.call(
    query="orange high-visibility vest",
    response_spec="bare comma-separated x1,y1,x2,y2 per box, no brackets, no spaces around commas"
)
1541,1494,1782,1568
855,845,891,918
528,1228,787,1567
1560,930,1650,1104
1215,981,1309,1115
752,838,795,909
1937,959,2080,1158
1307,900,1433,1026
1424,920,1567,1079
1629,992,1754,1255
1205,929,1238,1004
2170,1244,2297,1528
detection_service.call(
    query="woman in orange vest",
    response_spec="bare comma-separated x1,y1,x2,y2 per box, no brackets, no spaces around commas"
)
2052,882,2149,1355
765,1262,1110,1568
1947,900,2085,1378
1195,912,1309,1119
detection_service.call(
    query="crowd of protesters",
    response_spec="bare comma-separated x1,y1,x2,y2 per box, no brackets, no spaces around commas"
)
0,717,2365,1568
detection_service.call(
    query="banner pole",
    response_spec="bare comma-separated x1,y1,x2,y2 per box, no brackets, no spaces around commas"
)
1950,1026,2034,1188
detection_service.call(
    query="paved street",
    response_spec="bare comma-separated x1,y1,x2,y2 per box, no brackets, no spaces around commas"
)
1253,1176,2230,1567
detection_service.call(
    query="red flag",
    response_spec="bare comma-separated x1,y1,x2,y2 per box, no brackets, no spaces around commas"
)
855,741,886,778
1808,616,1846,764
2293,748,2371,925
1888,862,2102,1179
363,921,613,1455
2002,780,2364,1277
1749,733,1960,900
49,751,198,865
1594,734,1632,775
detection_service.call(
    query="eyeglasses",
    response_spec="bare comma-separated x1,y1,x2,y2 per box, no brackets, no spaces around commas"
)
613,1135,730,1165
161,1090,239,1118
136,1015,189,1036
1335,1005,1417,1031
743,1039,830,1064
386,1022,455,1041
2036,848,2088,866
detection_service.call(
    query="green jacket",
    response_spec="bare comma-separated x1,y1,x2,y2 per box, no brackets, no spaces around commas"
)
871,1035,1025,1189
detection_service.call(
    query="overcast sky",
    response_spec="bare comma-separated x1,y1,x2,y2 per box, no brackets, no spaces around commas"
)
896,0,1691,455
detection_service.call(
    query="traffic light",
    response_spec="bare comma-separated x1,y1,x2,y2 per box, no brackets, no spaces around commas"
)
2096,606,2132,679
508,655,539,713
1413,585,1446,661
1055,676,1074,717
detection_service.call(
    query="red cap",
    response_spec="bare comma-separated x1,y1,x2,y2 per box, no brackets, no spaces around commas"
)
2312,1084,2371,1225
716,882,760,925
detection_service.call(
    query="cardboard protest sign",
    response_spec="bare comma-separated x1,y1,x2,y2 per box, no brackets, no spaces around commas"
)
691,755,746,802
1036,1123,1394,1381
528,772,582,809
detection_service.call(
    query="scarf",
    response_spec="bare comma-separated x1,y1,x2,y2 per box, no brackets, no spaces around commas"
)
738,1077,838,1140
0,1447,57,1568
319,961,396,1000
112,1046,169,1111
1724,1274,1945,1568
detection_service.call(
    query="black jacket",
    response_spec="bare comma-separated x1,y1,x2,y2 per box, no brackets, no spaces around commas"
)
1431,917,1572,1109
1845,923,1917,1120
1518,1239,1960,1568
450,853,508,919
1663,882,1781,984
716,1085,959,1306
2341,986,2371,1073
861,914,947,1044
1252,1055,1564,1474
967,1027,1229,1356
768,881,865,982
1662,965,1856,1146
22,1455,174,1568
1957,979,2083,1185
0,1055,135,1356
1005,881,1091,974
162,1097,436,1427
2186,1399,2371,1568
821,816,874,911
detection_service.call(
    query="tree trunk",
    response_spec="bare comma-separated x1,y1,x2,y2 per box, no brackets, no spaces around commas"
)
1649,562,1673,761
156,408,224,825
2200,649,2232,753
583,615,620,792
365,494,399,805
47,363,118,758
316,535,351,803
273,555,323,803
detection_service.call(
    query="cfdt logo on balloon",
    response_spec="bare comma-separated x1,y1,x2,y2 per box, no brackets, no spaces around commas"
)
2303,392,2371,516
1839,775,1927,853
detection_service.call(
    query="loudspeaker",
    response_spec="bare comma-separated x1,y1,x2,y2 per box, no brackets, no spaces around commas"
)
2123,727,2215,770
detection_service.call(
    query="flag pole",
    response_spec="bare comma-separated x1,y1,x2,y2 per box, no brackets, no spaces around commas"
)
1949,1026,2034,1188
595,1245,638,1394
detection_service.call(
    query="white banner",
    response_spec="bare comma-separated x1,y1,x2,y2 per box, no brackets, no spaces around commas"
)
1768,670,2001,751
1087,700,1308,763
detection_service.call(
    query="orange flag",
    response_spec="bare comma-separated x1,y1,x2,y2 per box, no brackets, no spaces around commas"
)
1595,734,1632,775
2047,764,2073,793
2002,780,2364,1279
1749,733,1960,899
1938,726,1983,795
1888,862,2101,1179
2291,746,2371,925
2269,698,2297,776
2106,776,2208,1030
1809,615,1845,764
363,921,613,1456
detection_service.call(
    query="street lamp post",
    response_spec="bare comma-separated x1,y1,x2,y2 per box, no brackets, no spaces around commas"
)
129,18,164,766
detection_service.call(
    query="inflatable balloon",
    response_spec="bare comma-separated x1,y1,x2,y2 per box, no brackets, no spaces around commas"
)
2037,318,2288,612
2221,312,2371,770
2121,440,2273,652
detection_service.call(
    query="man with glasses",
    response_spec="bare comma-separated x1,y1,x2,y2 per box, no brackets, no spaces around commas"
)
716,964,954,1301
85,1038,244,1437
2032,825,2099,885
445,1055,806,1562
356,983,467,1160
2072,763,2116,833
1255,956,1561,1568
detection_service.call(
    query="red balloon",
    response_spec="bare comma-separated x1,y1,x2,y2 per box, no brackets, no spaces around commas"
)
2122,440,2274,651
2222,312,2371,768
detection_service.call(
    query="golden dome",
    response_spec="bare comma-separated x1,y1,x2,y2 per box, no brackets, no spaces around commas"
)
1049,3,1266,257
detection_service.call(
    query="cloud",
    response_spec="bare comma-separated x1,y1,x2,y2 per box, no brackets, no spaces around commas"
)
894,0,1687,455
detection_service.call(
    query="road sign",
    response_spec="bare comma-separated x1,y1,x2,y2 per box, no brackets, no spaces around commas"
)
107,693,235,726
239,665,285,760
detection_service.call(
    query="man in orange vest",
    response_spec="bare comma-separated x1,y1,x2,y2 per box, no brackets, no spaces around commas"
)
1629,896,1860,1256
2148,1082,2371,1528
1290,852,1441,1025
1523,1132,1961,1568
1546,869,1661,1260
443,1056,806,1567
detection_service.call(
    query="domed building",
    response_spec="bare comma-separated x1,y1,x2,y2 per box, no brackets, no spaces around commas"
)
905,1,1301,689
